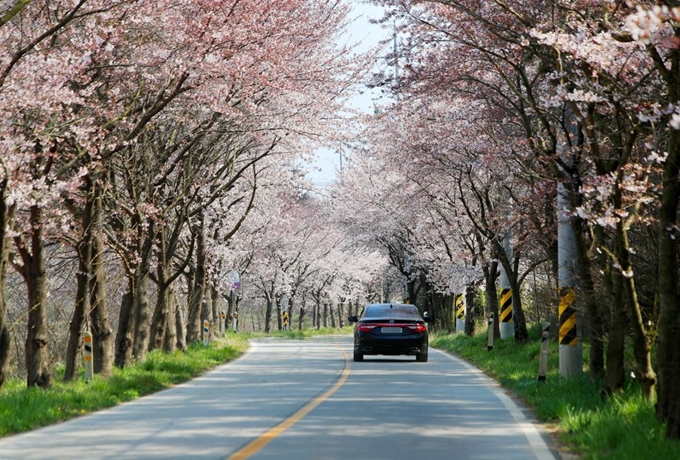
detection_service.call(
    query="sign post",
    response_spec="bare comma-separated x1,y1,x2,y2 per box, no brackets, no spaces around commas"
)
233,310,238,333
83,330,94,383
203,320,210,347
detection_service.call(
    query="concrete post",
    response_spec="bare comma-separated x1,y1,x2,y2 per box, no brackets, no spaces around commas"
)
203,320,210,346
487,313,494,351
558,107,583,378
83,330,93,383
499,234,514,339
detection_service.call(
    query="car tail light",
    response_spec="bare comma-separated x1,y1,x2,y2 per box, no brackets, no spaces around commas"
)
406,324,427,332
357,323,426,332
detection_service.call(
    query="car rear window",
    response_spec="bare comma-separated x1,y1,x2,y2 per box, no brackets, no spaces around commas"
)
361,304,422,321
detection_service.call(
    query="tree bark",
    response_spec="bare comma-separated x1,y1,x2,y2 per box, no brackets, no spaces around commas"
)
162,287,178,353
656,128,680,433
298,307,305,331
132,222,153,361
90,232,113,376
149,276,171,353
483,260,500,339
114,290,135,368
615,220,656,400
64,252,88,381
605,240,625,395
18,205,51,387
464,285,476,336
264,281,274,333
0,179,14,390
174,290,187,352
573,217,605,378
186,219,206,343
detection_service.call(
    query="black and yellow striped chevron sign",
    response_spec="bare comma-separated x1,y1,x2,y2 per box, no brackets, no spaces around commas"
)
500,288,513,323
455,294,465,319
559,288,578,345
282,311,289,328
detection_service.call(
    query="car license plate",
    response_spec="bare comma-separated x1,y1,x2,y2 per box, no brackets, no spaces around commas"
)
381,327,402,334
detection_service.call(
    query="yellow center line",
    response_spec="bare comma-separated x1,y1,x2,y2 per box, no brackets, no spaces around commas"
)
227,346,351,460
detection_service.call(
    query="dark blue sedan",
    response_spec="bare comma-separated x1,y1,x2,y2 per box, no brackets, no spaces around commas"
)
348,303,430,362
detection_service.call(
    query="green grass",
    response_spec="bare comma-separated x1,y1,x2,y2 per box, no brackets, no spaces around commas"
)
0,335,248,438
431,326,680,459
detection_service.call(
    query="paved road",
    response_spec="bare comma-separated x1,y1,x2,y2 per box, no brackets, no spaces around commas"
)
0,336,557,459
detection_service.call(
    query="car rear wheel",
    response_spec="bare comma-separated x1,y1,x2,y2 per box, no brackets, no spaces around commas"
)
353,351,364,362
416,351,428,362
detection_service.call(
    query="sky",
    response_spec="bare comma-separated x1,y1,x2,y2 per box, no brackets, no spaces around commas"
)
305,1,392,188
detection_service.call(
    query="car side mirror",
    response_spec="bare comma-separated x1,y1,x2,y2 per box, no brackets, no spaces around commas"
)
348,315,358,323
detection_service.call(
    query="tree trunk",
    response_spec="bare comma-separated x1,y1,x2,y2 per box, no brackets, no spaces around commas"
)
323,303,328,328
464,286,475,336
132,223,153,361
509,273,529,343
149,278,170,353
114,290,135,368
337,303,344,328
656,116,680,438
131,261,151,361
90,232,113,376
149,228,170,352
483,260,500,339
615,221,656,400
573,216,605,378
64,252,88,381
162,287,178,353
0,180,14,390
605,240,625,395
187,221,206,343
315,300,321,330
276,297,282,331
174,290,187,352
298,307,305,331
265,297,273,333
20,206,51,388
211,285,220,328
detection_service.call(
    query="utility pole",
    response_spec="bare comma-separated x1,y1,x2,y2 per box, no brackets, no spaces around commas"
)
558,105,583,377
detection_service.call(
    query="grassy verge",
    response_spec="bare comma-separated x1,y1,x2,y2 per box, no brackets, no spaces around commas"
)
431,326,680,459
0,328,351,439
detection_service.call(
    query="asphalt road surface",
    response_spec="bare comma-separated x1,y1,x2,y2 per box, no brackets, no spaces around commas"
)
0,336,557,459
